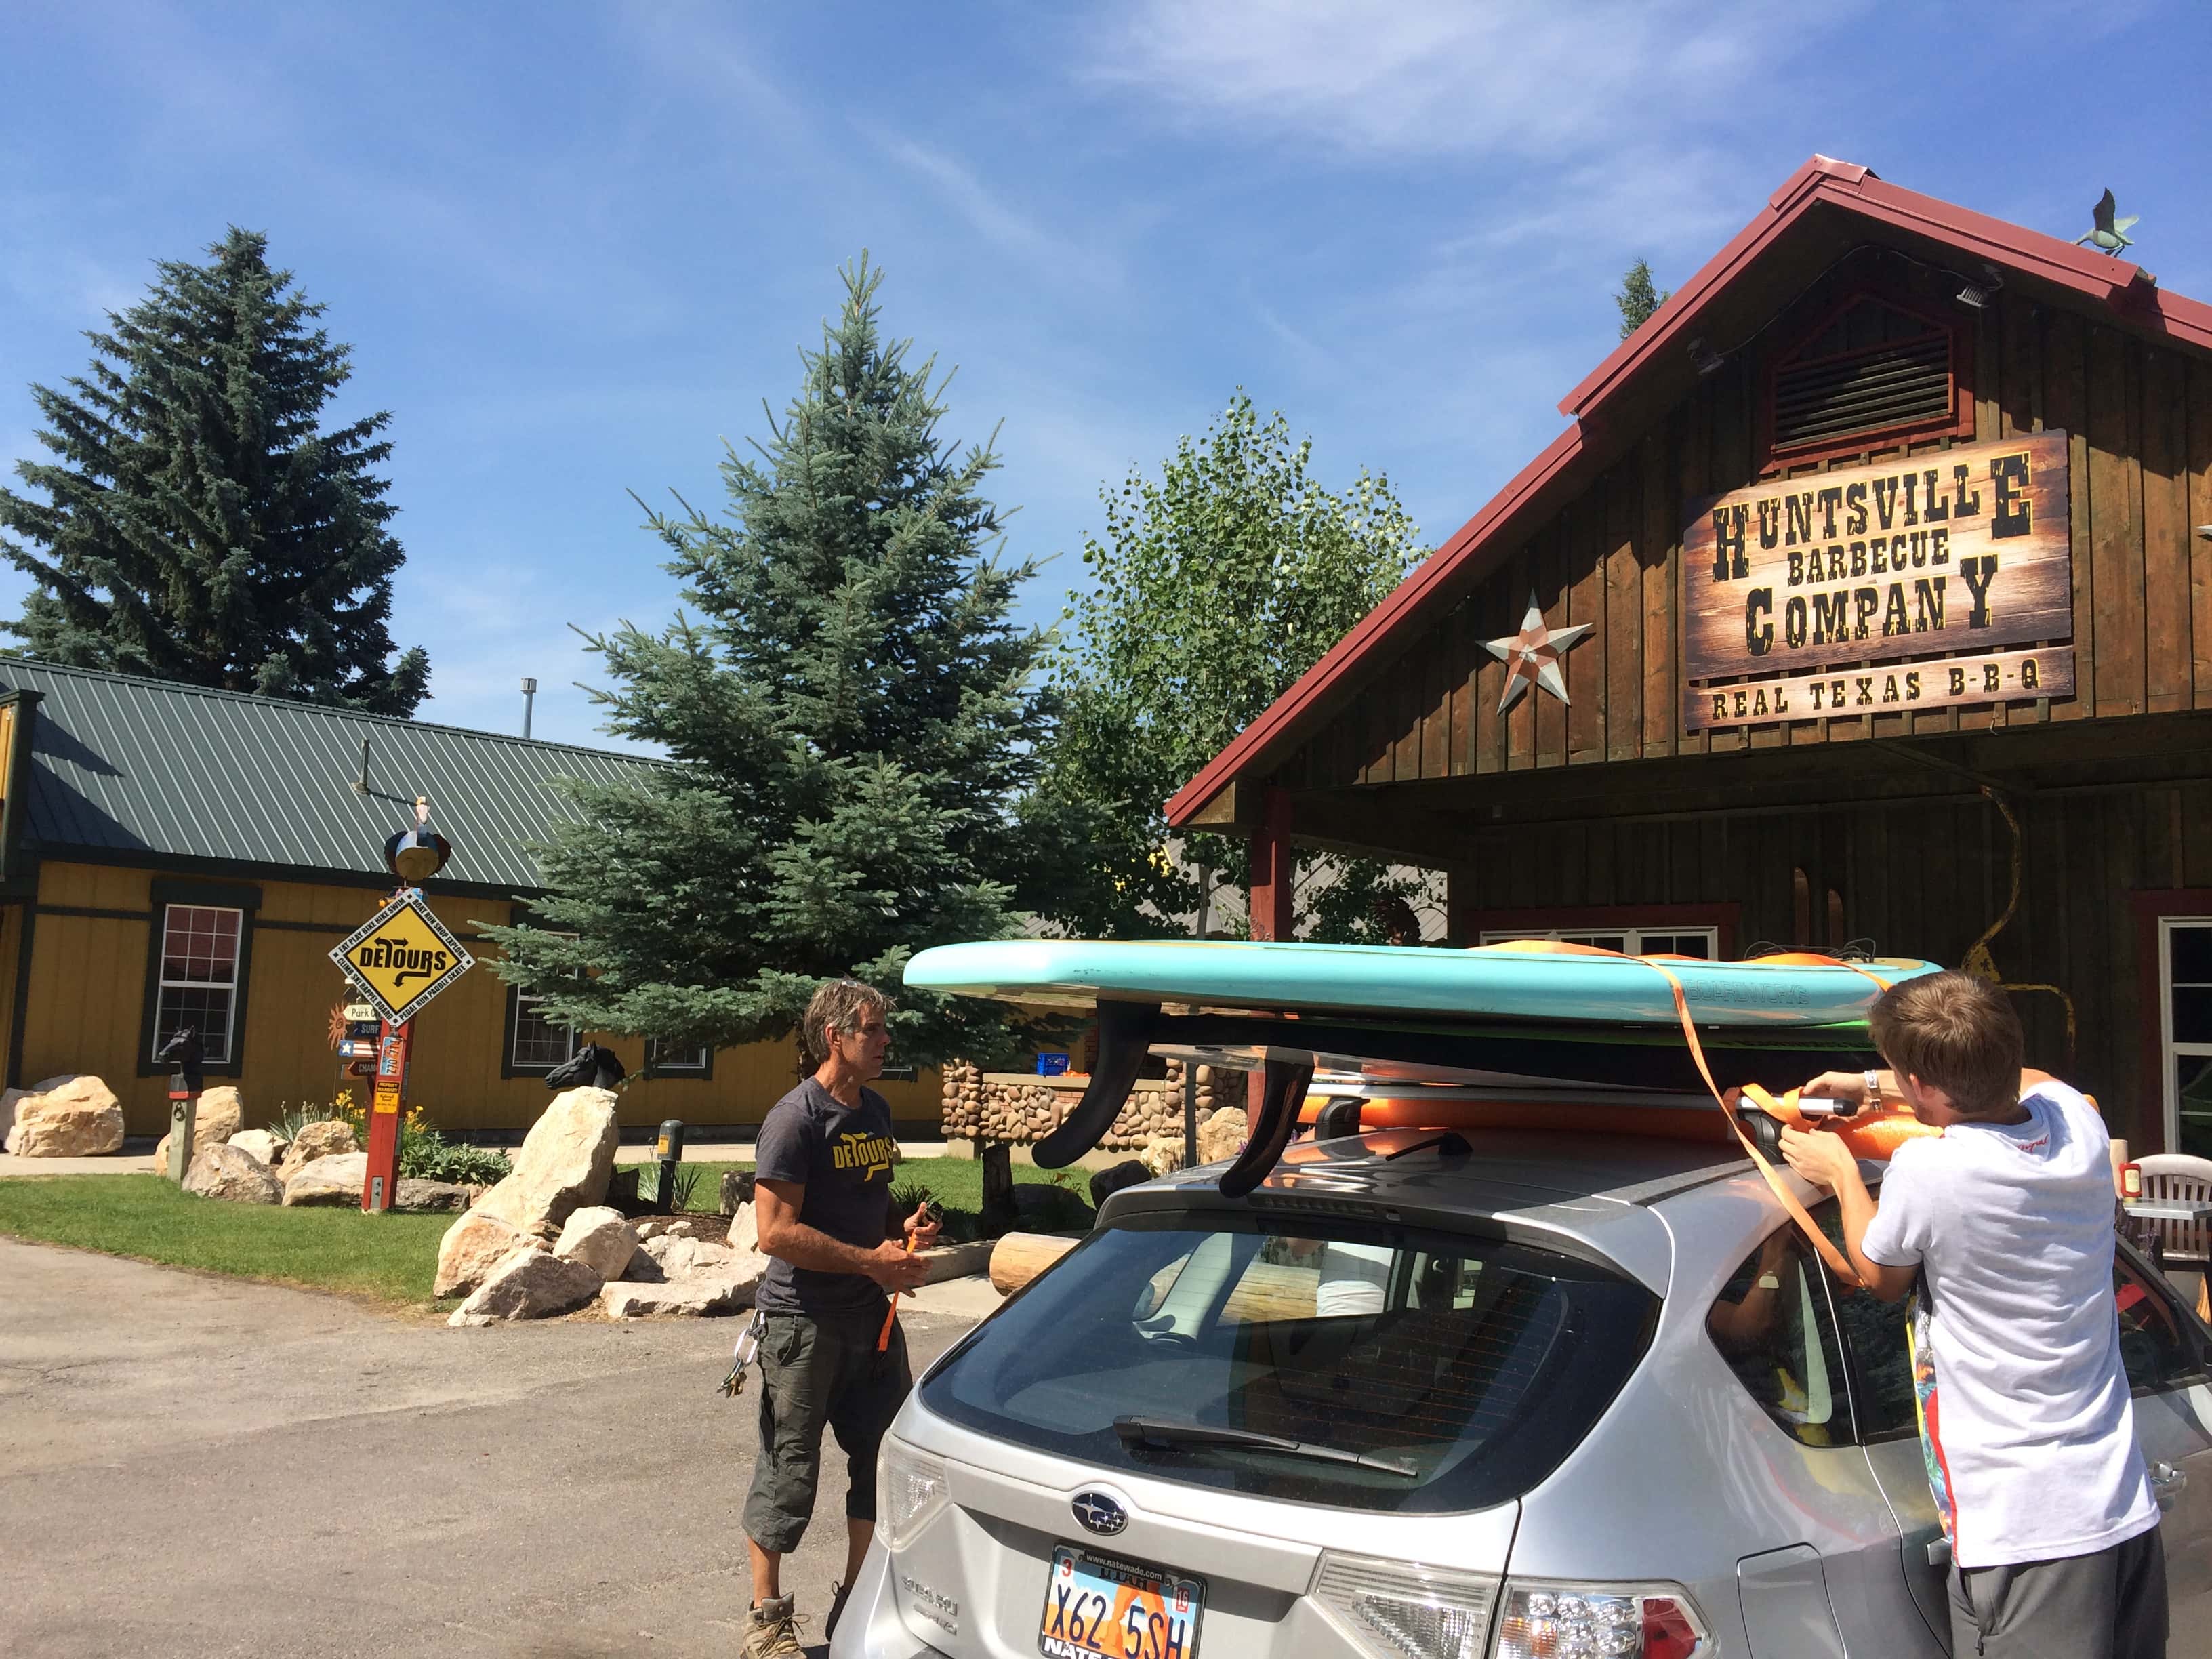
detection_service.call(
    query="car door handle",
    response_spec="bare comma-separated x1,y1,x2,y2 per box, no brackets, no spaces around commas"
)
2151,1460,2187,1511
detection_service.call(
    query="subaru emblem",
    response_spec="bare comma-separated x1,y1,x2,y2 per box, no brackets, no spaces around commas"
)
1072,1491,1126,1536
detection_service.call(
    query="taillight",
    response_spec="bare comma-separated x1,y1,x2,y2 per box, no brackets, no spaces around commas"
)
875,1435,949,1552
1310,1551,1500,1659
1493,1578,1709,1658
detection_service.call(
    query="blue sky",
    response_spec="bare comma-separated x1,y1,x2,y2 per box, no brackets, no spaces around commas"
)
3,1,2207,750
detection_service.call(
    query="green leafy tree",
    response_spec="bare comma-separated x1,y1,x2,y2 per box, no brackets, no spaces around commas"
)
1615,258,1671,340
0,228,428,712
1037,393,1427,942
483,256,1054,1067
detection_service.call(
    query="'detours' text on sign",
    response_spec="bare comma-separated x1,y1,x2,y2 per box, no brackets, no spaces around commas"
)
1683,430,2072,686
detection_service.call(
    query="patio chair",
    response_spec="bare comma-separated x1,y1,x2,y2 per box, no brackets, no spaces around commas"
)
2135,1153,2212,1322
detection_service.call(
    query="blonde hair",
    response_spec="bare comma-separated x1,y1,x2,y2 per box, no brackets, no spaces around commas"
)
1870,970,2024,1118
802,979,892,1064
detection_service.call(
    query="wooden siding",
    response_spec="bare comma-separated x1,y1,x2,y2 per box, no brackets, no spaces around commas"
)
1444,781,2212,1149
18,861,941,1137
1282,251,2211,787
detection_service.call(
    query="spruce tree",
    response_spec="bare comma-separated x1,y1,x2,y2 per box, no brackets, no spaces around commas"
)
485,255,1054,1066
0,228,428,712
1615,258,1671,340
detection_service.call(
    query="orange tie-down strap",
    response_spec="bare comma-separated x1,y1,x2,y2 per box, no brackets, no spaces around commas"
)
1469,939,1915,1288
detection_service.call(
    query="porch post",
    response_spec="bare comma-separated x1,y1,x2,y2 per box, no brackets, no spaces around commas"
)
1246,786,1294,1119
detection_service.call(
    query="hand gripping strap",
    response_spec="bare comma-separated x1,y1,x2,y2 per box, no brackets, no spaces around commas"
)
1470,939,1876,1286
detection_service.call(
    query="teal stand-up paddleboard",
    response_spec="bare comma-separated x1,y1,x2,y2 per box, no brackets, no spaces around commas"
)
903,939,1936,1197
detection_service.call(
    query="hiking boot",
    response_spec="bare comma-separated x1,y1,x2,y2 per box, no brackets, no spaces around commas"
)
826,1580,853,1642
743,1595,804,1658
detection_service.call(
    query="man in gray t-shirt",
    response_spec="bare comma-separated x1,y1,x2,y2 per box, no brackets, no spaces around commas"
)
741,979,935,1659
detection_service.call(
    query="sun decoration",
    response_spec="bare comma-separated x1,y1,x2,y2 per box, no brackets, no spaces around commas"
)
1483,592,1593,712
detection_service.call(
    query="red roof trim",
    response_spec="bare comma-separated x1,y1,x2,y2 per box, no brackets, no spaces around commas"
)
1164,158,2212,830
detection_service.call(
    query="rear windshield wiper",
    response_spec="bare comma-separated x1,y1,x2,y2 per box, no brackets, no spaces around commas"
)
1113,1414,1418,1478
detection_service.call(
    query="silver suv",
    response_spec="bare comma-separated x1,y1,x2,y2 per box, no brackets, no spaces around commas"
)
835,1128,2212,1658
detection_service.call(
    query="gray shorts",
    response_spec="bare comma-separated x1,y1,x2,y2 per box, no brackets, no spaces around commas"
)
1950,1524,2167,1658
742,1310,912,1555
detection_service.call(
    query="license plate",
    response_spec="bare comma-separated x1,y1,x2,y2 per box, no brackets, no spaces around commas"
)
1039,1542,1204,1659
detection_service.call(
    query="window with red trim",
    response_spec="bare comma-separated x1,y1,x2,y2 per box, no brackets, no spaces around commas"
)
1761,290,1974,472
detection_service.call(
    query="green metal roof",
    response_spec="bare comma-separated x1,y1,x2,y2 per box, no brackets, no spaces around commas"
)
0,659,662,895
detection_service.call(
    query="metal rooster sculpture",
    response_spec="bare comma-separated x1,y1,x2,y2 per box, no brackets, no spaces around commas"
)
2076,188,2139,255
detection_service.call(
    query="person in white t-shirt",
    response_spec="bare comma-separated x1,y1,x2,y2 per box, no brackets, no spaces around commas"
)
1777,970,2167,1659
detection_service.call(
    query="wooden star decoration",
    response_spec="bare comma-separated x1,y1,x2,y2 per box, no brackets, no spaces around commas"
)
1484,592,1592,712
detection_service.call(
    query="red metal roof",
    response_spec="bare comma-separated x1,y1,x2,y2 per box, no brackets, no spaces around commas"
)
1164,157,2212,830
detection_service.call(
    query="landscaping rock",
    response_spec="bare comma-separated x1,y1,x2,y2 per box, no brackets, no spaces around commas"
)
1089,1160,1153,1208
470,1086,619,1238
182,1142,283,1204
281,1118,358,1177
641,1235,735,1278
1,1087,25,1147
228,1129,287,1166
555,1206,640,1280
154,1085,245,1168
726,1204,758,1256
394,1179,472,1213
281,1152,367,1206
1139,1133,1186,1179
447,1244,601,1325
434,1209,537,1298
4,1075,125,1158
1196,1106,1248,1165
718,1169,755,1214
599,1276,750,1317
634,1215,718,1242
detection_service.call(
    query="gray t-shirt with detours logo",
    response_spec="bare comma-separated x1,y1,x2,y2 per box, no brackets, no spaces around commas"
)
752,1078,898,1318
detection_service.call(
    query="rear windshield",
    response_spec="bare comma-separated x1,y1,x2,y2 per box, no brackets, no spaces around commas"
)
921,1212,1658,1513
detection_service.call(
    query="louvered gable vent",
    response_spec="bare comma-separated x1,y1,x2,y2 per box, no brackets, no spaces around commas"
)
1770,296,1953,453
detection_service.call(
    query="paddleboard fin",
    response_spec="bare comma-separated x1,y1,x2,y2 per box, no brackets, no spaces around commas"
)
1218,1057,1315,1200
1035,1000,1162,1168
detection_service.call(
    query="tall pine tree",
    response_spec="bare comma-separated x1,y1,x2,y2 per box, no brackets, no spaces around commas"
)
0,228,428,712
484,255,1055,1065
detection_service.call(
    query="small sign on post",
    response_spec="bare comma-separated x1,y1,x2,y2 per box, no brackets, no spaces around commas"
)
329,891,472,1212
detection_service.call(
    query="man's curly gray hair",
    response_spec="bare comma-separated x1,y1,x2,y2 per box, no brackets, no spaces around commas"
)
802,979,893,1065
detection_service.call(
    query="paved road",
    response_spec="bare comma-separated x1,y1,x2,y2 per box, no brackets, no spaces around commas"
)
0,1239,978,1657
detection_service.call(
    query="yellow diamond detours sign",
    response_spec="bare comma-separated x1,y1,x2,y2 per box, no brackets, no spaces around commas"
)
329,893,474,1026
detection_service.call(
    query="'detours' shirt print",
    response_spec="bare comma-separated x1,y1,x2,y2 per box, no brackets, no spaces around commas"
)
752,1078,897,1317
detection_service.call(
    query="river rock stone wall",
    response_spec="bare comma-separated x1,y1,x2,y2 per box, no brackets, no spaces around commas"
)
939,1057,1243,1150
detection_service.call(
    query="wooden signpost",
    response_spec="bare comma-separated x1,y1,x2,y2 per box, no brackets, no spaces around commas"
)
1681,430,2072,730
329,892,474,1212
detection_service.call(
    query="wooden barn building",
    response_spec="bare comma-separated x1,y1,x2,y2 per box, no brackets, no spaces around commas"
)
0,661,939,1139
1169,157,2212,1156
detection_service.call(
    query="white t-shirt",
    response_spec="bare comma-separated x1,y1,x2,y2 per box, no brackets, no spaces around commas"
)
1860,1081,2159,1568
1315,1242,1393,1317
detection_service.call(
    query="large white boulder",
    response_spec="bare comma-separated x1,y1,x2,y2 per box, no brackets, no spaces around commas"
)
554,1206,640,1281
228,1128,287,1166
279,1119,358,1179
281,1152,368,1206
470,1087,619,1239
1195,1106,1248,1165
434,1210,537,1299
3,1075,125,1158
153,1085,245,1168
1139,1132,1186,1179
182,1142,283,1204
447,1244,602,1326
600,1276,753,1318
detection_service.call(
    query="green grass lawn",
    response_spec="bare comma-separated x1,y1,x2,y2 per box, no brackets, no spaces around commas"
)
0,1174,452,1307
0,1156,1084,1307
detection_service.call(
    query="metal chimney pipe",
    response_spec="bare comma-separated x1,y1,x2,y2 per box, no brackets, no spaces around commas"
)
520,678,537,740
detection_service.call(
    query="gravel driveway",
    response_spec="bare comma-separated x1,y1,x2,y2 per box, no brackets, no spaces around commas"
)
0,1237,976,1657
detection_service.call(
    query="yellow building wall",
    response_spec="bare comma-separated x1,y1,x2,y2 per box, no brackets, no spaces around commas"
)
20,861,941,1138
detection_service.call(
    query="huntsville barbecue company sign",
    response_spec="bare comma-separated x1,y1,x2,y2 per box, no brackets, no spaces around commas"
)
330,891,474,1027
1682,430,2072,729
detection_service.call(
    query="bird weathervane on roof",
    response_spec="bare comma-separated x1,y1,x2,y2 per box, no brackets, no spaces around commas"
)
1484,592,1592,712
2076,188,2138,255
